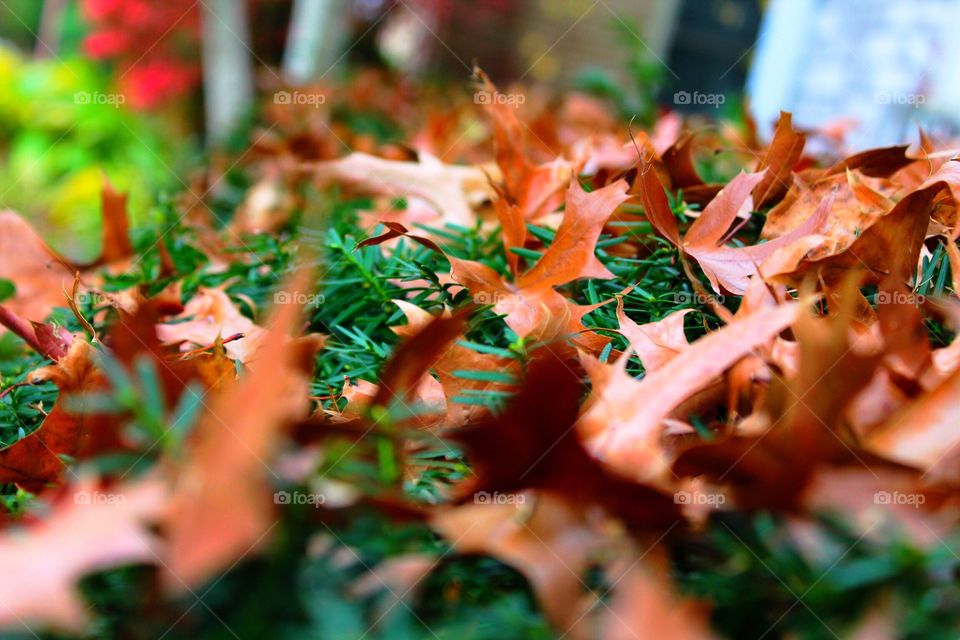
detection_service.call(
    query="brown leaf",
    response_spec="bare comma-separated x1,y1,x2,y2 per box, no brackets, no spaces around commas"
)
0,340,115,491
0,479,164,632
582,302,800,483
475,68,572,220
636,163,830,294
0,211,73,326
807,181,943,285
164,269,321,590
372,306,470,410
100,179,133,263
674,282,881,509
311,152,493,227
753,111,805,208
866,366,960,472
601,560,717,640
362,181,628,347
431,493,607,630
615,300,690,372
156,287,265,362
391,301,515,425
451,350,681,529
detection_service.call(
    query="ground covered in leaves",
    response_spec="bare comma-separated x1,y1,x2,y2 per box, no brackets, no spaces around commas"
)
1,69,960,639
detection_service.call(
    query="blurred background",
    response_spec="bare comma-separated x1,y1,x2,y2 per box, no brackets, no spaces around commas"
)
1,0,956,258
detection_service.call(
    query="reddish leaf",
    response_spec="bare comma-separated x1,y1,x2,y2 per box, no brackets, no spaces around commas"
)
753,111,806,208
100,178,133,263
164,269,322,590
581,302,800,483
0,479,164,632
0,340,113,491
0,212,73,326
312,152,492,227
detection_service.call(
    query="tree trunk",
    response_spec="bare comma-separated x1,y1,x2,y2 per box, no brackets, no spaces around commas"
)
282,0,350,85
35,0,66,59
202,0,255,145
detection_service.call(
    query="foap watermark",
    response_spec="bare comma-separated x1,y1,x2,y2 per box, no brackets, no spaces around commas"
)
874,490,925,508
876,291,925,306
673,90,726,108
674,291,725,305
474,491,525,505
274,490,326,508
75,91,126,107
674,490,726,506
274,90,326,108
274,291,325,306
875,91,925,107
74,491,126,506
473,291,525,306
474,89,525,107
73,290,116,306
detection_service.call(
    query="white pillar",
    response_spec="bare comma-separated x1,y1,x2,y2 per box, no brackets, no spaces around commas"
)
202,0,255,144
283,0,350,85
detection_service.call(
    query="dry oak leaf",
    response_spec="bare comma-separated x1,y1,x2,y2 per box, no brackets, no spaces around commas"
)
763,180,944,286
753,111,806,208
0,479,165,632
391,300,515,425
311,151,494,227
760,170,895,254
615,299,690,372
450,350,681,529
865,365,960,473
164,270,321,591
475,68,572,221
0,340,115,492
601,561,717,640
659,131,725,208
447,179,629,344
580,302,800,485
801,466,956,546
0,211,73,326
674,283,882,510
360,180,628,348
371,305,470,411
99,178,134,264
637,162,828,294
156,287,265,362
0,304,72,361
431,492,609,631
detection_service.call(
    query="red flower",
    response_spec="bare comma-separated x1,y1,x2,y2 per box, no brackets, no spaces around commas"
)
83,29,130,59
121,60,199,110
81,0,125,21
80,0,201,110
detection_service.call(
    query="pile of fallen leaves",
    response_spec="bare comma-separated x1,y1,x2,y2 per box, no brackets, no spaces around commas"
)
2,68,960,638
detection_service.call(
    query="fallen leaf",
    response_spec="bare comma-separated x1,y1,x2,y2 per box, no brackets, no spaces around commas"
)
156,287,265,362
0,479,164,632
431,492,608,630
100,178,133,263
164,269,322,590
753,111,806,208
311,151,493,227
581,302,800,483
637,162,830,294
0,340,115,491
0,211,73,326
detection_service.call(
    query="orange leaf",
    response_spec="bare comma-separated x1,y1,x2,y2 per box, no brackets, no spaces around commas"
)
0,212,73,326
0,340,113,491
164,268,322,590
753,111,805,208
0,479,164,632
